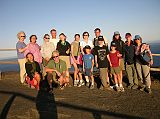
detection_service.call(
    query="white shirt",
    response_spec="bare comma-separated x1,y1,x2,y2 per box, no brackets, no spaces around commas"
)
49,38,59,49
80,40,93,49
41,42,55,58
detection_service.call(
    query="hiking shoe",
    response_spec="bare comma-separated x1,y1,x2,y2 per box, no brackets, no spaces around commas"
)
90,85,94,89
127,84,134,89
105,87,113,91
86,82,90,87
132,85,138,89
119,87,125,92
81,81,85,86
146,87,152,94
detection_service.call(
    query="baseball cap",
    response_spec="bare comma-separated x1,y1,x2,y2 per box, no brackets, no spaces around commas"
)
98,36,104,41
114,31,120,35
134,35,141,39
111,42,116,47
84,45,91,49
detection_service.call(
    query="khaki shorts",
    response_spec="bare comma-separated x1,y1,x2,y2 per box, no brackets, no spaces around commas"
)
120,58,125,70
111,67,120,75
99,68,108,80
59,56,71,69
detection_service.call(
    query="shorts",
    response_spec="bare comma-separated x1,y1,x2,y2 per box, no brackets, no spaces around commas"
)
110,67,120,75
120,58,125,70
85,68,93,76
99,68,108,80
59,56,71,69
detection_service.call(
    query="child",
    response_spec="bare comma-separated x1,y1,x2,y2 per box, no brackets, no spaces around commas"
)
109,42,124,92
82,45,94,89
94,36,112,90
25,53,41,90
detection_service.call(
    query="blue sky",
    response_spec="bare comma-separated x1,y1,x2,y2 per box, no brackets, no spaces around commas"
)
0,0,160,58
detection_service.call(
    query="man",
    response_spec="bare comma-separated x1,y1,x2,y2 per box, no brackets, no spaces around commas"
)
93,28,108,47
50,29,59,49
45,50,69,92
124,33,138,89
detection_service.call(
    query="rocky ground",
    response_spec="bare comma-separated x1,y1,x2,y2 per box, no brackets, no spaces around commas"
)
0,71,160,119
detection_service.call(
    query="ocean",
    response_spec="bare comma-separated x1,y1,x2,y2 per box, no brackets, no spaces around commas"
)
0,42,159,72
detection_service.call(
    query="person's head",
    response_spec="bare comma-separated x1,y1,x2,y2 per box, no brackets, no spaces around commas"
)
52,50,60,63
84,45,91,54
43,34,50,42
83,32,89,40
134,35,142,46
50,29,57,39
94,28,101,37
125,33,132,41
30,35,37,43
113,31,121,41
26,52,34,62
17,31,26,41
59,33,66,41
110,42,116,51
74,34,80,41
98,36,104,45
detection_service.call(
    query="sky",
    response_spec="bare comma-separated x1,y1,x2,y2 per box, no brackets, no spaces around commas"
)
0,0,160,58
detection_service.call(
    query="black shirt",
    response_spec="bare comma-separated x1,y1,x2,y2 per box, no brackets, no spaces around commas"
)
124,43,135,65
56,41,71,56
94,45,109,68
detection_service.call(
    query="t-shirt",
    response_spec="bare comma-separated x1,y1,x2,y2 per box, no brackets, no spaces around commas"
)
124,43,135,64
109,51,120,67
56,41,71,56
80,40,93,49
71,41,81,56
46,59,67,74
16,41,26,59
49,38,59,49
94,45,109,68
83,54,94,69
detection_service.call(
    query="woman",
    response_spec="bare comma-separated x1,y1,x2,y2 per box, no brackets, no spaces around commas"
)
70,34,83,87
25,53,41,90
25,35,42,65
16,31,28,84
56,33,71,69
80,32,93,54
134,35,153,94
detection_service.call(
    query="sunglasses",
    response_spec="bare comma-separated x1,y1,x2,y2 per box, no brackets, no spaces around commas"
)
45,37,50,39
53,56,59,59
21,36,26,37
83,35,88,36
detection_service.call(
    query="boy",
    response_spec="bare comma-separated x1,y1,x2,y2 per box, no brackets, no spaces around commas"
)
109,42,124,92
94,36,112,90
83,45,94,89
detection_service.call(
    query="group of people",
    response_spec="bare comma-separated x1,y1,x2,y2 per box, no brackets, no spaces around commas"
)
16,28,153,94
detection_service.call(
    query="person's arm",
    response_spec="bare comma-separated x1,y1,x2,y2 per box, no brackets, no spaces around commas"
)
25,63,34,79
91,56,94,72
95,55,98,68
107,54,112,67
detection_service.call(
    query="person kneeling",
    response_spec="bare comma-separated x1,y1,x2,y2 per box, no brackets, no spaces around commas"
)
25,53,41,90
45,50,70,92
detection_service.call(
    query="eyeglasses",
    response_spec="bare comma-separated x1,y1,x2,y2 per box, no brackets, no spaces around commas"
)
45,37,50,39
83,35,88,36
21,36,26,37
53,56,59,59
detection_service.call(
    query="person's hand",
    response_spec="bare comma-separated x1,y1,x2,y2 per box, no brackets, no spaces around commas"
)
66,49,70,54
96,63,98,68
150,59,153,65
110,63,112,67
117,53,122,57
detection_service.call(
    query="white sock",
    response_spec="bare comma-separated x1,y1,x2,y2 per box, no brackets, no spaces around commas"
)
115,84,118,87
86,78,89,83
80,80,83,83
119,84,123,87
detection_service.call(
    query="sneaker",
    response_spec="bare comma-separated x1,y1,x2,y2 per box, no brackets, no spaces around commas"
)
74,80,78,86
81,81,85,86
86,82,90,87
77,83,82,87
90,85,94,89
119,87,125,92
127,84,134,89
116,86,120,92
132,85,138,89
146,87,152,94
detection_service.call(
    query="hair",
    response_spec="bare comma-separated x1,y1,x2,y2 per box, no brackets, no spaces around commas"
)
94,28,101,32
43,34,50,38
74,34,80,38
17,31,26,39
26,52,34,59
82,32,89,38
29,35,37,42
52,50,59,56
50,29,56,33
125,33,132,37
112,34,122,41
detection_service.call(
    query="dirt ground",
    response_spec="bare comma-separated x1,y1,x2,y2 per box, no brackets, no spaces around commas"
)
0,71,160,119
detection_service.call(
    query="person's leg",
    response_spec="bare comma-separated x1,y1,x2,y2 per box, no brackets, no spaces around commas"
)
73,63,78,86
18,58,26,84
132,64,138,86
100,68,107,88
126,64,134,88
119,59,124,85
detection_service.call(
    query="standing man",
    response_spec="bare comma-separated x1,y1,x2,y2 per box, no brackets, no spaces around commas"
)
93,28,108,47
50,29,59,49
16,31,28,84
124,33,138,89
